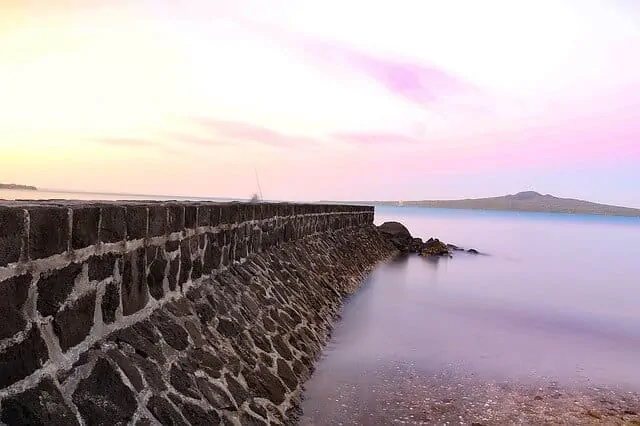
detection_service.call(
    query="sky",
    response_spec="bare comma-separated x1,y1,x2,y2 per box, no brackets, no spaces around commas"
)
1,1,639,206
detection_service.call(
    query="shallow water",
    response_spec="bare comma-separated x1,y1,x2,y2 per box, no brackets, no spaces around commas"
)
301,206,640,424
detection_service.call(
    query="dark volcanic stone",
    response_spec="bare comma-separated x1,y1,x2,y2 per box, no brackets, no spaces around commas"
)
107,349,144,392
167,205,185,233
271,334,293,360
191,257,203,280
88,253,120,282
110,325,165,364
121,248,148,316
28,206,69,259
168,256,179,291
178,240,192,288
277,358,298,390
99,205,126,243
188,348,224,379
225,373,249,405
170,364,200,399
53,290,96,352
203,240,221,273
197,377,235,409
1,377,79,426
73,358,136,426
147,396,188,426
129,353,167,391
165,239,180,252
125,206,147,240
37,262,82,317
148,206,167,237
468,248,479,254
217,318,241,338
71,206,100,249
151,311,189,351
0,326,49,387
174,398,221,425
0,273,32,339
197,205,211,227
245,366,288,405
147,256,167,300
240,411,269,425
135,418,153,426
185,206,197,229
0,207,24,266
101,281,119,324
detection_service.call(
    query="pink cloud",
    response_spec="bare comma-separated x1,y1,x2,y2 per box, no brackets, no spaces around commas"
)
241,20,481,108
195,117,321,148
330,131,419,145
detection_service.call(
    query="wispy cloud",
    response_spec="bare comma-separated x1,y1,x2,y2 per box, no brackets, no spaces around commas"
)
241,20,481,108
194,117,321,148
92,137,159,147
330,131,419,145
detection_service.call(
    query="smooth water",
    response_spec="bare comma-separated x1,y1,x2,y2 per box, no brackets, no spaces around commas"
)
302,206,640,423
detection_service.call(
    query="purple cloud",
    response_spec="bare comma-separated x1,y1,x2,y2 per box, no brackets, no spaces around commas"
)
194,117,321,148
241,20,480,108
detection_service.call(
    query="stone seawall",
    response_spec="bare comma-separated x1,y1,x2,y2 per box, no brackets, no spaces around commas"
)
0,201,395,425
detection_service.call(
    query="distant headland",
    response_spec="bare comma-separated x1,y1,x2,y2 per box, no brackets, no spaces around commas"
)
0,183,37,191
323,191,640,218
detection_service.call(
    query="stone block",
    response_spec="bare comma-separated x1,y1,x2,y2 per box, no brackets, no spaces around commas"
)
0,207,25,266
99,205,126,243
147,396,187,426
197,205,211,226
101,281,119,324
244,366,288,405
178,240,192,288
148,205,167,237
121,248,148,316
168,257,179,292
28,206,69,259
203,238,221,273
184,205,197,229
71,206,100,250
88,253,121,282
125,206,148,240
147,254,167,301
167,204,185,233
0,326,49,388
0,273,32,339
53,290,96,352
152,310,189,351
1,377,79,425
72,357,137,425
37,262,82,317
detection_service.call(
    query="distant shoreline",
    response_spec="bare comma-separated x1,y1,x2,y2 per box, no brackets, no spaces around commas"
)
0,183,37,191
320,191,640,218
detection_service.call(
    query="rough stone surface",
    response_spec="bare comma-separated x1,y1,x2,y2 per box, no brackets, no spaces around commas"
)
71,206,100,250
0,326,49,388
121,248,148,316
36,262,82,317
0,273,32,339
28,206,69,259
1,378,79,426
72,357,137,425
0,201,388,424
0,207,24,266
53,290,96,351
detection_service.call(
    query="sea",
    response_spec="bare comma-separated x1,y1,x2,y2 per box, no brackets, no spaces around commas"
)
300,205,640,424
5,189,640,423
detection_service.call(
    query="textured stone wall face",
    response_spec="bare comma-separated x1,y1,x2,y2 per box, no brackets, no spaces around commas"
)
0,201,392,425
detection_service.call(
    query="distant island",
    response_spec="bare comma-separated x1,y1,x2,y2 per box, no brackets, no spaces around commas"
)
325,191,640,217
0,183,37,191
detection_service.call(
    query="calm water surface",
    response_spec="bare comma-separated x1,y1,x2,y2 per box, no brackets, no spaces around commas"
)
302,206,640,424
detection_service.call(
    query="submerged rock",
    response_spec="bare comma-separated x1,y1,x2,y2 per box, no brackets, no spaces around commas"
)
420,239,451,257
467,249,479,255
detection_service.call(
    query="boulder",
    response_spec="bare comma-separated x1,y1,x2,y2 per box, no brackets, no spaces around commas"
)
377,222,414,252
467,248,479,254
